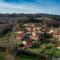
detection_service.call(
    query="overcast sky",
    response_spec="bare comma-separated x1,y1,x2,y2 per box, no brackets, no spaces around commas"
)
0,0,60,15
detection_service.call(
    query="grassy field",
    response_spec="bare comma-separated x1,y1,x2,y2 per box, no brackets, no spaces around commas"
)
0,52,37,60
26,42,60,58
0,52,5,60
16,55,37,60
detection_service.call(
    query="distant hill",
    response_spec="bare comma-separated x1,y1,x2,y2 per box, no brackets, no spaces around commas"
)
0,13,60,22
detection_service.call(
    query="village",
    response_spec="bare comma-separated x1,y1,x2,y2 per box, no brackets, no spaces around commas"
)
14,23,60,51
0,14,60,60
0,16,60,60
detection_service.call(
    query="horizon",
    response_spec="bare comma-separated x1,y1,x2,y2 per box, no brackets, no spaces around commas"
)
0,0,60,15
0,12,60,16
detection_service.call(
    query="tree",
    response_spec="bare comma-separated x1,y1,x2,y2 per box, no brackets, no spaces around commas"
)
5,24,19,60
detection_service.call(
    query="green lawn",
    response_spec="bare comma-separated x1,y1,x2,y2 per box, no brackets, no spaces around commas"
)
16,55,37,60
0,52,37,60
0,52,5,60
27,42,60,58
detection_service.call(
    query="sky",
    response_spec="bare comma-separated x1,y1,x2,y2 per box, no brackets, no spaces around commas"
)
0,0,60,15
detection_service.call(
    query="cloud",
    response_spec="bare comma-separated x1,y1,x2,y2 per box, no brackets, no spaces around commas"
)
0,0,41,13
0,0,60,15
